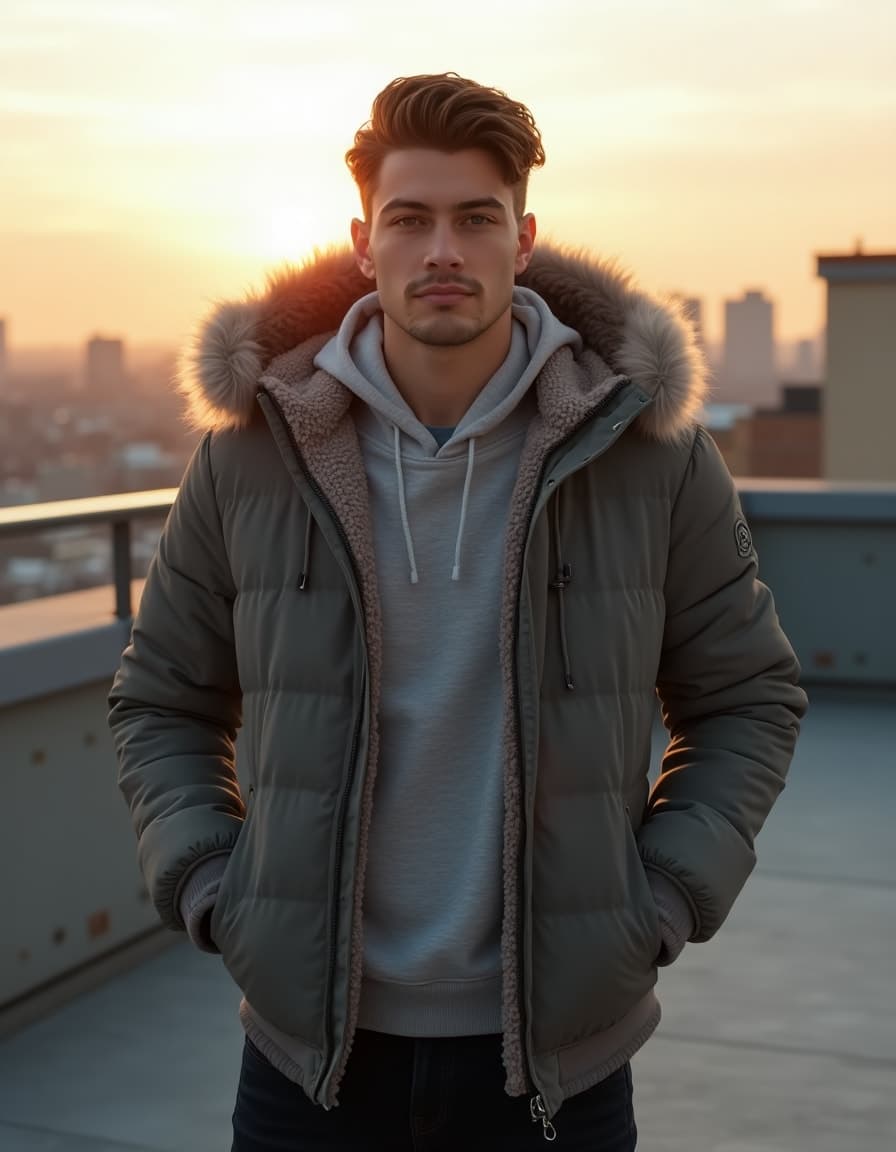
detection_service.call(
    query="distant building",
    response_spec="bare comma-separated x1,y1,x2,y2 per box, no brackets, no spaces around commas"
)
85,335,126,398
108,440,181,493
817,250,896,482
0,477,39,506
5,372,71,404
741,385,822,478
704,386,822,479
0,317,6,389
36,457,103,502
3,556,64,601
792,338,819,382
720,290,778,408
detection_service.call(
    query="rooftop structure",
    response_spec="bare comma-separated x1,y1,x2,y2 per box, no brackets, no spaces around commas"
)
817,249,896,482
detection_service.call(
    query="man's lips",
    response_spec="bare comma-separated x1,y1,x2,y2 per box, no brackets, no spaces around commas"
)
413,285,474,301
414,282,474,293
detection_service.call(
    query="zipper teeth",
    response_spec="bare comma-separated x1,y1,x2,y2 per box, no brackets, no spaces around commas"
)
319,700,365,1099
258,389,367,1102
510,377,633,1096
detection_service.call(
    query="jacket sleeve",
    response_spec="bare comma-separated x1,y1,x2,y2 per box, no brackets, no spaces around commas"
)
108,431,244,932
641,427,808,942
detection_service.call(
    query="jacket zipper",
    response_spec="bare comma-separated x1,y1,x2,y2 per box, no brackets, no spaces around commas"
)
530,1094,558,1141
317,701,365,1104
511,377,640,1135
257,389,368,1107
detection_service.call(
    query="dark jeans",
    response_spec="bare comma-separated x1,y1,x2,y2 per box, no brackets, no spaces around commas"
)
231,1029,637,1151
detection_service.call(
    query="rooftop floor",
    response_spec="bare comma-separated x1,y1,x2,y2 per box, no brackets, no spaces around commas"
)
1,685,894,1151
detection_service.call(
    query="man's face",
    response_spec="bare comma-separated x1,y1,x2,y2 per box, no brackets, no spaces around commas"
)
351,148,536,349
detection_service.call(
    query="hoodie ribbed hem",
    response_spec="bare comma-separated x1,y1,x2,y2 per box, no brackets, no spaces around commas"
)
357,974,503,1037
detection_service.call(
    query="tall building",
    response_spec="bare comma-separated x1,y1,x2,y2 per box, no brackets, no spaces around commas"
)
85,335,125,397
817,250,896,481
720,290,777,407
792,338,817,381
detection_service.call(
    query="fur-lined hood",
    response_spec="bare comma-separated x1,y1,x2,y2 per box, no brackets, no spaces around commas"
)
178,243,707,443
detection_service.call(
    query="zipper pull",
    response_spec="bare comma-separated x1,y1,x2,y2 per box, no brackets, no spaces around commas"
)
529,1094,558,1142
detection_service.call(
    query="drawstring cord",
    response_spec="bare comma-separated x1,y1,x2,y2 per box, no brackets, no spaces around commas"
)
550,486,575,691
393,426,477,585
451,438,476,582
297,503,313,590
394,425,419,584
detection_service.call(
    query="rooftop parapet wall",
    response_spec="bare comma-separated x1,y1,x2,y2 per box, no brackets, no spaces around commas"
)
3,482,893,703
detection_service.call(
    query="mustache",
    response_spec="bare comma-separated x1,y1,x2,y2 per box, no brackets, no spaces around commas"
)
407,276,479,296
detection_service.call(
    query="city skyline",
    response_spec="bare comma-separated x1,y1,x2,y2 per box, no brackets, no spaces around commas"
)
0,283,827,378
2,1,894,347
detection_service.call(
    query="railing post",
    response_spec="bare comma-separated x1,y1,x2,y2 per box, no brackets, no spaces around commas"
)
112,520,132,619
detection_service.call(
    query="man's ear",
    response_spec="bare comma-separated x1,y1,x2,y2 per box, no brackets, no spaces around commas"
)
514,213,537,275
351,218,376,281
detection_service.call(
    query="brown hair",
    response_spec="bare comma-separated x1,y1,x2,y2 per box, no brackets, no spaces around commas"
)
346,73,545,220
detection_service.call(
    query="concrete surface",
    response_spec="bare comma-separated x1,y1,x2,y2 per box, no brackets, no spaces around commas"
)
1,685,893,1150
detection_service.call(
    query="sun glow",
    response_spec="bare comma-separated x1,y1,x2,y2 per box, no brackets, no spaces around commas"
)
2,1,893,345
182,75,368,264
247,195,344,266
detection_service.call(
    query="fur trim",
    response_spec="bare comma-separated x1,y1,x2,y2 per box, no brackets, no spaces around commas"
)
518,246,708,443
177,300,265,432
179,242,706,442
619,294,707,443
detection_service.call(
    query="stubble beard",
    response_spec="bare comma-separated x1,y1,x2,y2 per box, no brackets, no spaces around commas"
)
404,315,485,347
402,295,511,348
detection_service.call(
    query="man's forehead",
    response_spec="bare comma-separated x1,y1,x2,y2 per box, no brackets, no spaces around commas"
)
372,149,514,212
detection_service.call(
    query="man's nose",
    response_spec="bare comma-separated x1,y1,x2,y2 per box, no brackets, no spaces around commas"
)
424,223,463,268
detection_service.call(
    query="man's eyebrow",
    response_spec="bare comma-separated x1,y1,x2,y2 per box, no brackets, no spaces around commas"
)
378,196,507,216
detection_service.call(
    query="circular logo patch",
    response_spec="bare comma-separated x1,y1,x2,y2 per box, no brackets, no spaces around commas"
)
734,518,754,558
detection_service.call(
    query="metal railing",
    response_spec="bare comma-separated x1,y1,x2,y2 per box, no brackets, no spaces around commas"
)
0,490,177,619
1,480,895,624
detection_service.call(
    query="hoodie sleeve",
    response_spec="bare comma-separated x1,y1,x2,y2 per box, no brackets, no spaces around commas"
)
641,427,808,942
108,431,244,933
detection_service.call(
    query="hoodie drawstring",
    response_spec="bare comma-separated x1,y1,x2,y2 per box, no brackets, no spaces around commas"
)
550,486,575,691
451,438,476,582
298,503,313,590
392,426,477,585
394,425,419,584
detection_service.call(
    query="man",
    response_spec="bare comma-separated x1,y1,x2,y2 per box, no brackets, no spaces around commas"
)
109,73,807,1150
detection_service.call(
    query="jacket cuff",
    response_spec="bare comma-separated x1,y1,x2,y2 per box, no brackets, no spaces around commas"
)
646,868,696,967
178,854,230,954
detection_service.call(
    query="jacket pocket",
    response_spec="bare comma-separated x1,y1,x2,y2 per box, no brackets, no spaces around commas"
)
209,786,255,956
624,804,662,966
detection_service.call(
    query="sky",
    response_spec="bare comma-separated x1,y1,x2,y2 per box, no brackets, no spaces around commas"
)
1,0,894,351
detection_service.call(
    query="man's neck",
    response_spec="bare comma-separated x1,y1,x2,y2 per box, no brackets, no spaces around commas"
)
382,313,513,427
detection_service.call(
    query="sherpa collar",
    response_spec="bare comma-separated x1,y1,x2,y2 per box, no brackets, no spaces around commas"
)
177,243,707,444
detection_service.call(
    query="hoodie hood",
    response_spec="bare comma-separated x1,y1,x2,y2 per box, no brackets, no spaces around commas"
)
310,286,582,585
178,242,707,443
313,286,582,456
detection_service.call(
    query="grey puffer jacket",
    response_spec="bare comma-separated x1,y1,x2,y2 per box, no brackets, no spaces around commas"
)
109,244,807,1122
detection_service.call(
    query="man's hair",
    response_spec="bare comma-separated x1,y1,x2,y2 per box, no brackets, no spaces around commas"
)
346,73,545,220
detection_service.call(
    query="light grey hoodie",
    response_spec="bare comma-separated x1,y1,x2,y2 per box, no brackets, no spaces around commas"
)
313,288,582,1036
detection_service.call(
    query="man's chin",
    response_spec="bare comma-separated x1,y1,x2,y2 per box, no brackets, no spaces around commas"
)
406,319,482,348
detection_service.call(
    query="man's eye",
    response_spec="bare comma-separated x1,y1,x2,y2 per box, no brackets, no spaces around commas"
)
464,215,492,226
394,217,423,227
